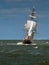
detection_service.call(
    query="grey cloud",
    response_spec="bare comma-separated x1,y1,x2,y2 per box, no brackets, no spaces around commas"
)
4,0,36,2
0,8,16,15
0,7,49,18
0,8,31,15
5,0,22,2
38,14,49,18
0,8,31,20
0,8,19,19
37,11,49,18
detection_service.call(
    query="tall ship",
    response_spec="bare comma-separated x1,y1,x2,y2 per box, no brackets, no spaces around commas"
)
23,8,37,44
17,8,37,45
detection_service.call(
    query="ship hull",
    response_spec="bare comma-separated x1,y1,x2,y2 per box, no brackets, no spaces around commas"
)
17,42,37,46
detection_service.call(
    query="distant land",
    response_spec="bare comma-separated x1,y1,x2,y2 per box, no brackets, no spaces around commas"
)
0,40,49,44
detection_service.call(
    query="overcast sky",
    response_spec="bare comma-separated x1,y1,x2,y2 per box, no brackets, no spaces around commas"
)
0,0,49,40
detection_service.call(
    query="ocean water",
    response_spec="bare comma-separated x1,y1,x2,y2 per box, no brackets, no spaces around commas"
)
0,40,49,65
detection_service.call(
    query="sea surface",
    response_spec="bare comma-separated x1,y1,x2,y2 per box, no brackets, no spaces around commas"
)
0,40,49,65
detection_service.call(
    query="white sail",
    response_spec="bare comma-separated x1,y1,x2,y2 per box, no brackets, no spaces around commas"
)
24,20,37,36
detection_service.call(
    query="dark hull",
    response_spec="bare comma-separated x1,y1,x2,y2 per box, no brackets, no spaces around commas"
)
23,40,32,44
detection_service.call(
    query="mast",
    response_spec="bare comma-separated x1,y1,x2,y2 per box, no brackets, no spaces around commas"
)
29,8,37,40
29,7,36,20
23,7,37,44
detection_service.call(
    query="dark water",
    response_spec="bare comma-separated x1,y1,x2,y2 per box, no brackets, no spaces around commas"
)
0,41,49,65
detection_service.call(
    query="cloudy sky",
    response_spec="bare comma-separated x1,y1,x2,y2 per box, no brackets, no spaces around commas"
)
0,0,49,40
